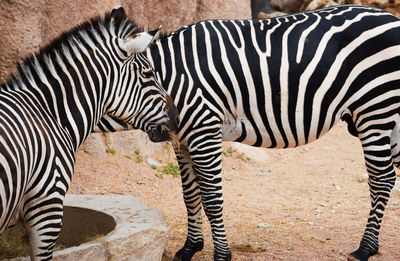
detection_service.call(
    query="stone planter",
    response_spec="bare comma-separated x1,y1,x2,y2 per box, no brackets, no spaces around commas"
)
5,195,169,261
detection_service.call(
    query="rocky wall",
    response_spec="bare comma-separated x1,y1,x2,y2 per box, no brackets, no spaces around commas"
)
269,0,399,15
0,0,251,82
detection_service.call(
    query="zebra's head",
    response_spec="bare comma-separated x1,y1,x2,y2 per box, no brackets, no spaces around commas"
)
105,7,178,142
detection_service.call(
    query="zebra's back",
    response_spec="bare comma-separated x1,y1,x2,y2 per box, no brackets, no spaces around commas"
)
151,5,400,148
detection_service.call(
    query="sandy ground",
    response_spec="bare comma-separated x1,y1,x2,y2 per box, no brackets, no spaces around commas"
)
69,122,400,261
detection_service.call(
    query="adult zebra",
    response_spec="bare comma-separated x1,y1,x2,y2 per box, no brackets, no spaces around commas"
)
99,5,400,261
0,7,178,260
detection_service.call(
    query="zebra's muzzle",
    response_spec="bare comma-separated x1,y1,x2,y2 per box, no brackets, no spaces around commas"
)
148,94,178,143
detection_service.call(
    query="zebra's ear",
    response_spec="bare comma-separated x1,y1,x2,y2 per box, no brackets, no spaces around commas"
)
111,6,126,18
119,26,161,54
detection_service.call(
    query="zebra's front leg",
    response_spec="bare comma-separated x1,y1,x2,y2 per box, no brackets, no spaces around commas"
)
23,189,66,260
348,133,396,261
174,145,205,261
191,142,231,261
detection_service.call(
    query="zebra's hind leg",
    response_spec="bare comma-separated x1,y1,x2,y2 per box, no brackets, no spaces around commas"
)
23,194,64,261
348,125,397,261
173,145,204,261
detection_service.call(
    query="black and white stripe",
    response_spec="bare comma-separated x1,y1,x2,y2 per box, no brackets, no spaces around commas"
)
98,5,400,261
0,7,176,260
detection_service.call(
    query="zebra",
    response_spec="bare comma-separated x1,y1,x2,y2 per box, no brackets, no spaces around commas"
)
97,5,400,261
0,7,178,260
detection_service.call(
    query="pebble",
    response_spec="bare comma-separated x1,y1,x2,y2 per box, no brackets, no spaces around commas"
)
257,223,272,228
145,158,158,168
335,185,341,191
358,173,369,182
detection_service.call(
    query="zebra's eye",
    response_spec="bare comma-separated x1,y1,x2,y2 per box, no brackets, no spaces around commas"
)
142,70,154,78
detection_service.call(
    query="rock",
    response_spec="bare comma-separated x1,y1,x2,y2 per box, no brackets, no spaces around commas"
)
0,0,251,82
365,0,392,9
230,142,270,162
258,11,287,19
305,0,338,11
270,0,390,14
0,0,120,82
197,0,251,20
128,0,251,31
252,0,278,18
270,0,311,13
103,130,168,157
123,0,197,32
81,133,107,158
68,195,169,261
9,195,169,261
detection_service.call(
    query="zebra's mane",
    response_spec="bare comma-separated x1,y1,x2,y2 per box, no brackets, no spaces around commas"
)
1,8,142,90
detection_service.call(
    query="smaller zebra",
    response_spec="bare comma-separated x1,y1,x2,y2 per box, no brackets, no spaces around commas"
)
0,7,178,260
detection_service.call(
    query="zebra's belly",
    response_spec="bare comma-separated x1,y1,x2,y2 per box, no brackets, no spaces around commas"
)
221,116,333,149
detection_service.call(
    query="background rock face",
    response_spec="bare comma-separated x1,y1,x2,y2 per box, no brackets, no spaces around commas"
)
269,0,399,14
0,0,251,82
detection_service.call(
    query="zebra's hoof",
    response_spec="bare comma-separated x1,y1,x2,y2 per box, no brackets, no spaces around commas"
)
214,251,232,261
347,248,372,261
173,241,204,261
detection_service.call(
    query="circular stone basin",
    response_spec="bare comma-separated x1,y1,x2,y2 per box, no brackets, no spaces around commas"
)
0,206,116,260
1,195,169,261
59,206,116,247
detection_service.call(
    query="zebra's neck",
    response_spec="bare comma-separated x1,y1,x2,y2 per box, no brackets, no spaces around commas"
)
1,12,137,151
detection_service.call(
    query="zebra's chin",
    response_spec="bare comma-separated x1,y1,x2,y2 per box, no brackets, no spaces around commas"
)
147,96,179,142
147,127,171,142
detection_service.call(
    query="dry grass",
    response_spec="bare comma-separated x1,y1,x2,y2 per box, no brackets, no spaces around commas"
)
0,224,30,259
0,224,106,259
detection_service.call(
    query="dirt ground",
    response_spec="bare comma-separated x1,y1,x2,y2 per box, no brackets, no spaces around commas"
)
69,122,400,261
